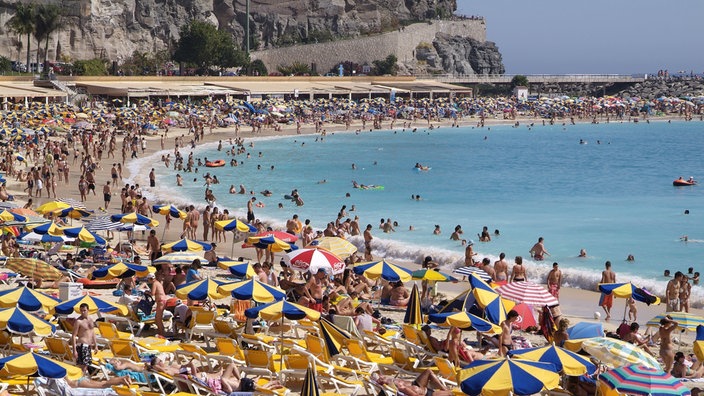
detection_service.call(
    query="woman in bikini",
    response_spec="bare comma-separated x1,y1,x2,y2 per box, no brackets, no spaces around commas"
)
510,256,526,282
373,369,454,396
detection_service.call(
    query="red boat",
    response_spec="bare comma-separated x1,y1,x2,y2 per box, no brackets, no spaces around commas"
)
673,178,697,186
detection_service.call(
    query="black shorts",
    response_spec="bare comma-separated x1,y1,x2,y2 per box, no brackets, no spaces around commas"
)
247,211,254,222
88,183,95,190
104,193,111,202
150,180,155,187
76,344,92,366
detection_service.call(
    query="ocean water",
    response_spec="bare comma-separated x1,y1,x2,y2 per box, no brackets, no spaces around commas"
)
131,120,704,304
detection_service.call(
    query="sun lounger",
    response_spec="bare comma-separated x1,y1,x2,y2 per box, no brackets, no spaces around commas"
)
34,377,118,396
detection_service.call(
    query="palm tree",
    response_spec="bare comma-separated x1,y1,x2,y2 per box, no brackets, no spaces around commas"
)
33,3,61,76
8,3,35,71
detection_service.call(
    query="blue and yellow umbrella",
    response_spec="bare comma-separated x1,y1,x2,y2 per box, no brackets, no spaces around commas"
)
176,278,232,301
0,209,26,222
509,344,597,376
428,311,502,333
26,221,63,236
152,204,187,220
0,352,83,380
91,262,155,280
245,300,321,322
216,278,286,303
598,282,660,305
469,273,514,325
161,238,212,253
244,235,297,252
0,307,55,335
411,269,458,282
598,365,690,396
214,218,257,232
0,286,60,312
35,201,70,215
52,207,92,219
58,226,106,245
218,260,256,278
459,358,560,396
353,259,413,282
53,295,129,316
318,317,351,359
300,365,320,396
110,212,159,227
694,325,704,362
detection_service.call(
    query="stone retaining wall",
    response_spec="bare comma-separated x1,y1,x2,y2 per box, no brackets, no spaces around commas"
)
252,20,486,74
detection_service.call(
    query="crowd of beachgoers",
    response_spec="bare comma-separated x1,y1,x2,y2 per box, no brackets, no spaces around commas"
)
0,90,702,396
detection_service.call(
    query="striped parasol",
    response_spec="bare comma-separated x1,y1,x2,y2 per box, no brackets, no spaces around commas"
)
56,198,87,209
85,216,123,231
598,365,690,396
496,281,559,306
6,257,62,281
306,236,357,259
582,337,660,369
646,312,704,332
153,252,203,266
453,266,492,282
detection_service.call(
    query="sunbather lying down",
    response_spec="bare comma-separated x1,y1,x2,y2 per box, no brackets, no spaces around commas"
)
195,363,284,393
372,369,454,396
66,375,132,388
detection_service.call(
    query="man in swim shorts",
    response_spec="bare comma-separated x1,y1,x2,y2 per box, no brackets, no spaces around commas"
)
599,261,616,321
71,303,97,374
666,272,683,312
529,237,549,260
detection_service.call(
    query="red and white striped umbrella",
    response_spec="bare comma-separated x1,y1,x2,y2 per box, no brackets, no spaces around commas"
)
496,281,558,306
286,248,346,275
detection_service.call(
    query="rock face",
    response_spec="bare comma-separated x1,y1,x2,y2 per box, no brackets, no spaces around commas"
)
619,79,704,100
429,34,504,75
0,0,458,62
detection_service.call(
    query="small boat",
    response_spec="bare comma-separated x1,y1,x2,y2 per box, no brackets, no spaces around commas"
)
205,159,226,167
673,179,697,186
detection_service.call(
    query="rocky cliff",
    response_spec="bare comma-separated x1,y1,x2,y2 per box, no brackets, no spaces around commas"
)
412,34,504,75
0,0,458,62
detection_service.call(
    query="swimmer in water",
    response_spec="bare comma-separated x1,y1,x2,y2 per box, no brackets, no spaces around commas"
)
681,235,689,242
579,248,587,258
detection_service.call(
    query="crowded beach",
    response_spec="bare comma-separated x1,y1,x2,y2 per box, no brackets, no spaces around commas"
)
0,91,701,396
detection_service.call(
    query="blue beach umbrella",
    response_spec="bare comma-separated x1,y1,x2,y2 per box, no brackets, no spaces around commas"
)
353,259,413,282
176,278,232,301
245,300,321,321
28,221,63,235
214,219,257,232
0,307,55,335
469,273,512,325
110,212,159,227
459,358,560,396
18,231,72,243
0,352,83,379
509,344,597,376
218,260,256,278
54,295,129,316
428,311,502,333
152,204,187,220
91,262,154,280
567,322,605,340
0,286,60,312
216,278,286,303
161,238,212,253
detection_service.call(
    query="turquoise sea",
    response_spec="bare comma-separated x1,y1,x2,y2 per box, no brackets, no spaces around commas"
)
130,120,704,304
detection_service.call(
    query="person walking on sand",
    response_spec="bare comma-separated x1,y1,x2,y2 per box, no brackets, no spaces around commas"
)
529,237,549,261
666,272,683,312
363,224,373,261
71,303,97,374
599,261,616,321
547,262,562,299
102,181,112,210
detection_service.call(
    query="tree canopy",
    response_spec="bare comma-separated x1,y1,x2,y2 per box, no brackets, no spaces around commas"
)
173,20,248,72
511,75,529,88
